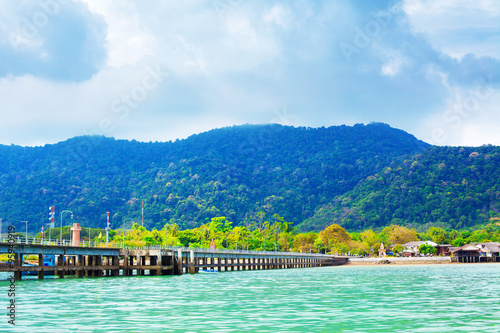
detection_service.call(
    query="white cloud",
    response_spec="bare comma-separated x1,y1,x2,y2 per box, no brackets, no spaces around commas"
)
1,0,500,147
381,53,405,76
419,83,500,146
263,4,293,30
402,0,500,59
79,0,157,68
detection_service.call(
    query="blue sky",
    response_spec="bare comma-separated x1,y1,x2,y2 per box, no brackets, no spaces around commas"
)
0,0,499,146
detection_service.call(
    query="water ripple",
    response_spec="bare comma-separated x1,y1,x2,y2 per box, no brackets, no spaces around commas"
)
1,264,499,332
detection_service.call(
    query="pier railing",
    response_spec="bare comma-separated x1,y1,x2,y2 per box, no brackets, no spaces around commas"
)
0,236,331,257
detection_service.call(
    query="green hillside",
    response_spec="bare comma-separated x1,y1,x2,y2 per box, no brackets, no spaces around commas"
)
0,123,428,232
298,145,500,232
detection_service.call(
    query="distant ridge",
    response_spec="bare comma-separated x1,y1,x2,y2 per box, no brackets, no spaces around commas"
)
1,123,432,232
297,145,500,232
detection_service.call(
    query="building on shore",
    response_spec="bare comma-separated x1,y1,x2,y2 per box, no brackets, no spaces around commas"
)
400,241,437,257
452,243,500,263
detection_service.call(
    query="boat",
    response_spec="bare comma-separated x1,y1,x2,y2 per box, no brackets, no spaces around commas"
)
199,269,218,274
22,255,56,276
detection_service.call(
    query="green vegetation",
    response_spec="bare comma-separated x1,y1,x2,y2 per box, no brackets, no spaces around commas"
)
82,217,500,257
0,123,428,232
2,123,500,238
299,146,500,231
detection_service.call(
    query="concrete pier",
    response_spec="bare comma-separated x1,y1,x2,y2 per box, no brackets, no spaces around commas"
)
0,242,347,280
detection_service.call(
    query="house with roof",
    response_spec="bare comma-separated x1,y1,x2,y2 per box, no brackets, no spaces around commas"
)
452,242,500,263
476,243,500,262
401,241,437,257
452,244,480,263
435,244,453,256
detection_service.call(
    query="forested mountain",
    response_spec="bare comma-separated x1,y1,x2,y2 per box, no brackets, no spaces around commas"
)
0,123,429,232
298,145,500,232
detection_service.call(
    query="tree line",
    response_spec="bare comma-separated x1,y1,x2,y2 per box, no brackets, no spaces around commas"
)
35,213,500,256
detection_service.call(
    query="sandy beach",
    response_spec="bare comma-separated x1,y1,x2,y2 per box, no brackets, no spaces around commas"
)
345,257,454,266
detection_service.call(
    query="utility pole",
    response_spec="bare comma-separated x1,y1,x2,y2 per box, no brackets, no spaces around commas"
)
0,218,2,241
142,201,144,227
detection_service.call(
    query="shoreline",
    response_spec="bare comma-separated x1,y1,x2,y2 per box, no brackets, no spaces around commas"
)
346,257,454,266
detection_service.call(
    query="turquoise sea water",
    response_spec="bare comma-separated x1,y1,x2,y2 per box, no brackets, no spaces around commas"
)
1,264,499,332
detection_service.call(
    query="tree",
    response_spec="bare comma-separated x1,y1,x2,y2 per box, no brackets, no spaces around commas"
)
468,229,490,243
387,226,418,245
419,243,437,255
293,232,317,253
452,237,466,247
318,224,351,252
348,240,369,256
425,227,448,244
360,229,380,247
392,244,404,255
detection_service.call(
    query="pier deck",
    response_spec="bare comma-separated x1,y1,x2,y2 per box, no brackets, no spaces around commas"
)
0,242,347,280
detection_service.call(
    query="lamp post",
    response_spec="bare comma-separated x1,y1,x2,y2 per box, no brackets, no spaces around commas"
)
105,212,110,245
60,210,73,245
22,221,28,244
41,223,51,244
226,232,234,250
164,223,168,248
123,218,133,248
200,229,208,249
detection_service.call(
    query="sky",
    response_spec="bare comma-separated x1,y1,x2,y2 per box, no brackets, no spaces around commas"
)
0,0,499,147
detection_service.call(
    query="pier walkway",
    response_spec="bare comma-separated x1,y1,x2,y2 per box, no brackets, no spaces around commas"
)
0,240,347,280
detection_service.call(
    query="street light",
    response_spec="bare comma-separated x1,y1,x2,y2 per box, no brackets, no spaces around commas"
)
123,218,134,248
200,229,208,248
41,223,51,244
60,210,73,244
226,232,235,250
22,221,28,244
